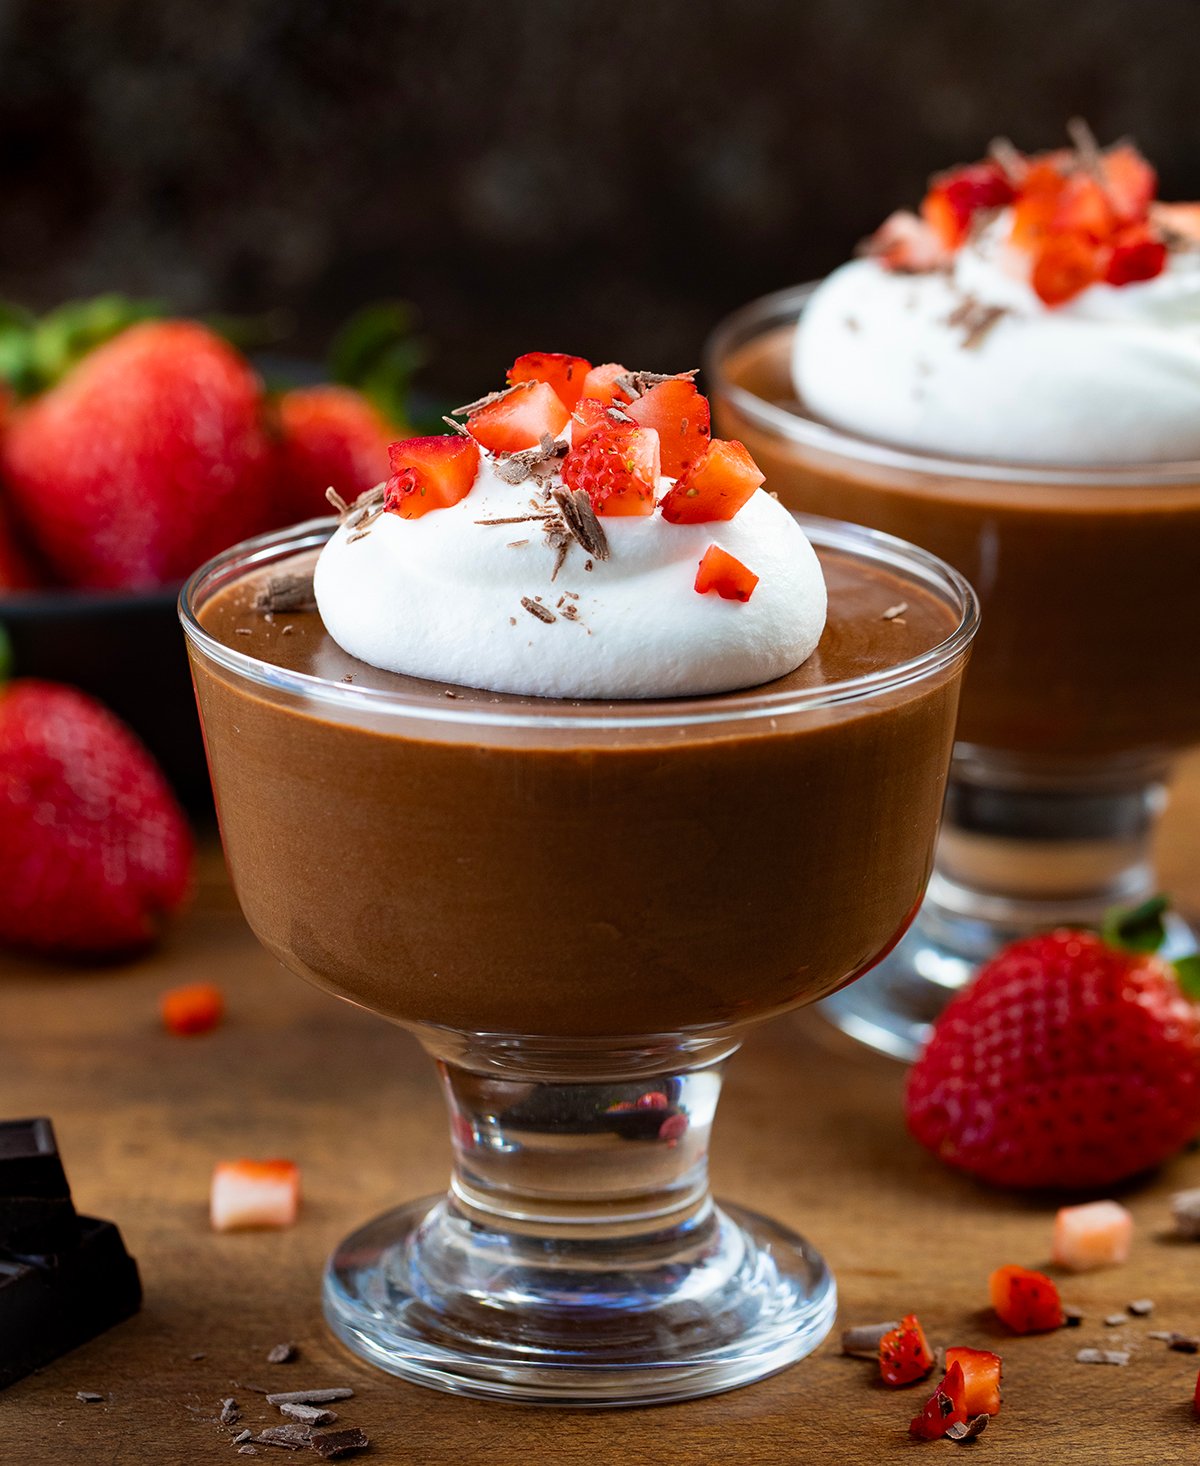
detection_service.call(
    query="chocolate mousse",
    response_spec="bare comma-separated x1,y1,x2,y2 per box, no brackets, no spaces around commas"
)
189,533,967,1038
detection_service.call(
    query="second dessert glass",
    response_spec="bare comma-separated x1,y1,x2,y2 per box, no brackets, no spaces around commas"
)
181,514,976,1406
709,284,1200,1059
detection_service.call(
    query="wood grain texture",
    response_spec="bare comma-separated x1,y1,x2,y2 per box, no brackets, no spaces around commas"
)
1,751,1198,1464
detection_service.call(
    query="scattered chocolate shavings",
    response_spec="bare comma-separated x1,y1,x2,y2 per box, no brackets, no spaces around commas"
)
340,675,353,683
1148,1331,1199,1352
1062,1304,1085,1326
252,1423,312,1449
220,1397,241,1424
552,487,610,562
946,1415,989,1443
279,1402,337,1426
234,1381,271,1395
239,1449,259,1458
508,615,516,626
254,572,316,614
189,1351,206,1361
1127,1298,1154,1317
494,433,568,486
840,1321,899,1359
1104,1314,1126,1327
561,604,581,622
444,689,461,699
606,404,634,424
310,1426,370,1460
1066,117,1107,188
442,415,470,435
235,626,252,636
264,1388,354,1407
1171,1187,1200,1236
233,1430,253,1445
881,602,908,621
612,367,699,401
506,539,529,549
452,382,531,417
1075,1347,1130,1366
988,135,1027,186
325,488,350,516
522,596,556,624
946,294,1008,349
475,511,554,526
267,1342,298,1364
75,1391,103,1403
584,558,593,571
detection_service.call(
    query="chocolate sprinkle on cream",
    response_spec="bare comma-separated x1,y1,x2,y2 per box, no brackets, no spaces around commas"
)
552,487,610,562
612,367,699,400
452,382,533,417
494,433,568,487
522,597,556,624
946,295,1008,349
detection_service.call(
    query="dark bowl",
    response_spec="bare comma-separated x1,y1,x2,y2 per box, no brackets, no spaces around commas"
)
0,585,211,814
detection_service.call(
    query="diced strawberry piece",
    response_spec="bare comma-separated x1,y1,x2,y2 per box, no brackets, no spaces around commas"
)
1152,202,1200,243
1194,1368,1200,1419
863,210,951,273
878,1313,935,1387
660,438,764,524
561,422,658,517
1105,225,1168,286
210,1159,300,1232
384,435,480,520
945,1347,1002,1416
694,545,758,603
636,1091,669,1109
571,395,617,444
161,982,224,1036
1052,1199,1133,1271
580,362,631,406
989,1264,1064,1334
910,1362,968,1441
624,379,711,478
466,381,569,454
1103,144,1157,224
921,161,1017,248
1052,173,1116,243
1031,234,1103,306
1010,160,1069,249
507,352,593,410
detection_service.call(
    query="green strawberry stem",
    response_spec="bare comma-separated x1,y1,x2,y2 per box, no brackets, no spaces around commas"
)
1174,953,1200,1001
1103,893,1200,999
0,295,165,397
328,301,428,429
0,624,12,687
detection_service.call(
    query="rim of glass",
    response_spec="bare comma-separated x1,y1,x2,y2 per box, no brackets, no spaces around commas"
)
706,281,1200,487
179,513,978,732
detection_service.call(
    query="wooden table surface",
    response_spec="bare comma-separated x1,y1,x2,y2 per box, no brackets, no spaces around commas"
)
3,753,1199,1465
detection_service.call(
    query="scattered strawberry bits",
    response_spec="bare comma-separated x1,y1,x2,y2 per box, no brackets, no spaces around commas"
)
989,1264,1064,1335
211,1160,300,1233
161,982,224,1037
1053,1200,1134,1272
878,1313,935,1386
945,1346,1002,1416
910,1361,968,1440
694,546,759,603
384,435,479,520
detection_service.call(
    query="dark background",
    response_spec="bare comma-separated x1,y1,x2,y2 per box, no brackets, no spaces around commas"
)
4,0,1199,398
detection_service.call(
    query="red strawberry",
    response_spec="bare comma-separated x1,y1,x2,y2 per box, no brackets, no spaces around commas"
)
694,545,758,602
210,1159,300,1232
989,1265,1063,1334
910,1361,968,1440
1105,225,1168,286
0,496,39,590
384,435,480,520
905,917,1200,1189
273,385,391,525
466,381,569,454
922,161,1017,248
1031,234,1103,306
570,396,617,444
508,353,592,410
879,1314,934,1386
0,679,192,955
1,321,275,590
944,1347,1002,1415
660,439,764,524
624,379,711,478
1103,143,1157,224
560,421,658,517
161,982,224,1036
579,362,631,406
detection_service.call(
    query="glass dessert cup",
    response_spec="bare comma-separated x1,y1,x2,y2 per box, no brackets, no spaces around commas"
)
709,284,1200,1060
180,515,976,1406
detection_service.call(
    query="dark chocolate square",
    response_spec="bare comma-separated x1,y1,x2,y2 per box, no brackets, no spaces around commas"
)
0,1118,77,1252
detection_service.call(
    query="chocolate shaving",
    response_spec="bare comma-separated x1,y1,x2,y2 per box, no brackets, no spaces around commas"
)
1104,1313,1126,1327
264,1388,353,1406
267,1342,298,1364
612,367,699,400
881,602,908,621
279,1402,337,1426
1148,1330,1199,1352
560,604,580,622
442,415,470,435
238,1450,259,1458
220,1397,241,1424
452,382,532,417
945,1415,989,1443
988,135,1027,187
946,294,1008,349
475,512,554,526
521,597,556,624
1127,1298,1154,1317
75,1391,103,1403
1067,116,1108,188
506,539,529,548
254,573,316,615
494,433,568,486
252,1423,312,1449
234,1381,271,1395
310,1427,370,1460
233,1430,253,1445
325,487,350,516
552,487,610,562
840,1321,899,1359
1075,1347,1130,1365
1171,1187,1200,1236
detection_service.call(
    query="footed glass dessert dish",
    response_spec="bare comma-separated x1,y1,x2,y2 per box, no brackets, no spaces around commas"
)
182,514,975,1405
709,284,1200,1060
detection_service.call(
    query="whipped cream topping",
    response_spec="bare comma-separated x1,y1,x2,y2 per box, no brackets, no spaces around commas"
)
792,213,1200,464
314,452,827,700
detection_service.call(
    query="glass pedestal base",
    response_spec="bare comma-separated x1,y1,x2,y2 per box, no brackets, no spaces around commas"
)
323,1195,835,1406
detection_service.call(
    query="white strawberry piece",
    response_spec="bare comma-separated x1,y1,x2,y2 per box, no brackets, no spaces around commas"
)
211,1159,301,1232
1052,1199,1133,1271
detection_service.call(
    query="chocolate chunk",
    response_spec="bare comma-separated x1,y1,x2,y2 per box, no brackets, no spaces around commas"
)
233,1429,252,1444
1104,1313,1126,1327
266,1341,298,1364
0,1215,141,1390
1076,1347,1130,1365
1148,1330,1199,1352
279,1401,336,1425
1062,1304,1085,1326
264,1387,353,1406
0,1118,78,1252
238,1449,259,1457
75,1390,103,1403
840,1320,899,1358
310,1426,370,1459
1128,1298,1155,1317
253,573,316,615
1171,1187,1200,1237
252,1423,311,1449
946,1414,989,1442
220,1397,241,1424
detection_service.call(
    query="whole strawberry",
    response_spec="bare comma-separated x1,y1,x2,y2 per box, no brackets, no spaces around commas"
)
0,679,192,955
0,496,38,590
272,385,391,525
905,912,1200,1189
2,320,275,589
